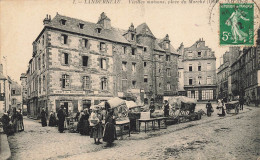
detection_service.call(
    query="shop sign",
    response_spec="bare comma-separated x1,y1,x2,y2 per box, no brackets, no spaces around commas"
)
53,90,85,95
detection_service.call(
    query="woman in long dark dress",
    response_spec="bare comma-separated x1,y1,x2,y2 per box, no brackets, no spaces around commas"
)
17,109,24,132
1,113,14,135
78,110,90,135
11,108,18,133
48,111,57,127
41,108,48,127
103,109,116,147
57,106,66,133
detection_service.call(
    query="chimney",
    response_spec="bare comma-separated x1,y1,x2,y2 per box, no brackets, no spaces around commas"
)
43,14,51,25
97,12,111,29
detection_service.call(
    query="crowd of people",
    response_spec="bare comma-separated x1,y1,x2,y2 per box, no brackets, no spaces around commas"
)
39,104,117,147
205,96,245,117
1,108,24,136
1,96,248,147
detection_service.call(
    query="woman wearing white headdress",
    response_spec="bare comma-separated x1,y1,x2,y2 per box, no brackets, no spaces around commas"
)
217,99,225,117
89,107,103,144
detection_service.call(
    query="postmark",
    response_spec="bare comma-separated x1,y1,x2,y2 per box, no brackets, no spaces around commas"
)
220,3,254,45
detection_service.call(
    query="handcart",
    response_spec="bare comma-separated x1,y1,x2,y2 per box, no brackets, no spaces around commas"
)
168,96,201,123
225,101,239,114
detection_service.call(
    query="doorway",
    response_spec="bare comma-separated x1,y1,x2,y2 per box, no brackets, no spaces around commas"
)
63,102,68,116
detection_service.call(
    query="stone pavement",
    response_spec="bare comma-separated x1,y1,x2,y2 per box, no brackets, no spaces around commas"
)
6,103,259,160
0,132,11,160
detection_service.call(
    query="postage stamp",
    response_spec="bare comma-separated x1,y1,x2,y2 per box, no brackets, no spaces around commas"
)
220,3,254,46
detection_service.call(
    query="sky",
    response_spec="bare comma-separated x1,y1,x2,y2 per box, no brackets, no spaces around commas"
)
0,0,259,83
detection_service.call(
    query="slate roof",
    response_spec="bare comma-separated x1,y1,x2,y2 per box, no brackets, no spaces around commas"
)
184,40,211,51
46,14,129,44
136,23,155,38
44,13,178,55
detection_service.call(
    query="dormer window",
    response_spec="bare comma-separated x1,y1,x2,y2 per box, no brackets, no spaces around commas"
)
131,33,135,40
198,52,201,57
97,28,102,33
165,43,169,49
61,19,66,25
79,23,84,29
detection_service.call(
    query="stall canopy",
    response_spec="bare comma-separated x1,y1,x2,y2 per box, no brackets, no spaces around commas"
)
125,101,138,109
107,97,126,108
168,96,197,107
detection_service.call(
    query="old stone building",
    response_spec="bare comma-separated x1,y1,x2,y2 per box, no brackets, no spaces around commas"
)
20,73,28,113
177,43,185,96
217,50,232,100
230,28,260,106
25,13,179,118
0,64,12,115
10,80,22,110
178,39,217,101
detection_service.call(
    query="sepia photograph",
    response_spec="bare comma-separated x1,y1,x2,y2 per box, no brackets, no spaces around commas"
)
0,0,259,159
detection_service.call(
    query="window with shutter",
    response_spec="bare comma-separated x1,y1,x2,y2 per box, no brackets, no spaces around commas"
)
62,74,70,89
167,83,171,91
198,65,201,71
122,61,127,71
189,64,192,71
123,46,127,54
62,53,69,65
83,76,90,90
61,34,68,44
83,39,88,48
101,77,107,90
132,63,136,72
100,42,105,51
100,58,107,69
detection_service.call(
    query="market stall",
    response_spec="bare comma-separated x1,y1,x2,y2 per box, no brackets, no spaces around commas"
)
105,97,130,139
125,100,141,132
